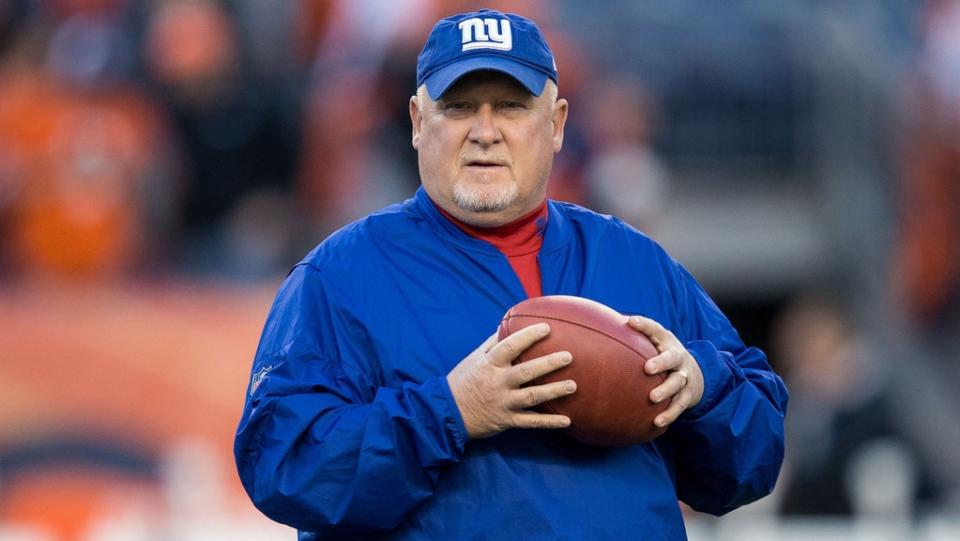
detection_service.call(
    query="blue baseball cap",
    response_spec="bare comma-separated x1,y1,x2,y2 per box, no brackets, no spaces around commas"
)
416,9,558,100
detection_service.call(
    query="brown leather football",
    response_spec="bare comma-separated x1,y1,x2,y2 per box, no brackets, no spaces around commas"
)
497,295,669,446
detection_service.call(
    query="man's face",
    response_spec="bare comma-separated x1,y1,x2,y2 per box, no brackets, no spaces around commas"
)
410,71,568,227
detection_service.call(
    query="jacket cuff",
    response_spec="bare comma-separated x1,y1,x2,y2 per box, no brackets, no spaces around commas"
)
431,375,470,453
681,340,734,419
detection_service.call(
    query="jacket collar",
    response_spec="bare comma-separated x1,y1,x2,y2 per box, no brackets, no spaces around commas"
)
411,186,570,255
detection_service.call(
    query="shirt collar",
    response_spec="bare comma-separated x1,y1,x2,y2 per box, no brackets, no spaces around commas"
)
434,199,546,256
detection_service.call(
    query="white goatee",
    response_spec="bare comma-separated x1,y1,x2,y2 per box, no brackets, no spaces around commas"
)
452,182,518,213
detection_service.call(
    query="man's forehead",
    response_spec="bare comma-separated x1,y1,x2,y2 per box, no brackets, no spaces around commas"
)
440,70,533,99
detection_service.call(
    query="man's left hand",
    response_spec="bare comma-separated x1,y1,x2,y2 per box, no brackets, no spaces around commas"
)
628,315,704,428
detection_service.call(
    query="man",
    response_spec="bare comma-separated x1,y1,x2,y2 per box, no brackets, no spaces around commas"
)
235,9,787,540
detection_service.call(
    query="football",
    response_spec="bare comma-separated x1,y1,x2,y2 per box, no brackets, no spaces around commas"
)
498,295,669,446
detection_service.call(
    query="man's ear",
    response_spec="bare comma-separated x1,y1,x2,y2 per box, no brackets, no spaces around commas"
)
552,98,569,153
410,95,423,150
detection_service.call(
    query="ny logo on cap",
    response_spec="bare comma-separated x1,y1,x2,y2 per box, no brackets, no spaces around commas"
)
458,18,512,51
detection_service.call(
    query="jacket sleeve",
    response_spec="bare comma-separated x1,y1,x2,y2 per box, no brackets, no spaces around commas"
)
234,263,469,533
658,253,788,516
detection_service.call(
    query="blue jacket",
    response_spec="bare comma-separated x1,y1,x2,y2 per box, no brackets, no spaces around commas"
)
235,187,788,540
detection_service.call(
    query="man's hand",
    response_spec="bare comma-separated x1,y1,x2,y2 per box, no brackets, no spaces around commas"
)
447,323,577,439
628,316,704,428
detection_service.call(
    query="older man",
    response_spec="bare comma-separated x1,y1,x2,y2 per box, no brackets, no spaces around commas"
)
235,9,787,540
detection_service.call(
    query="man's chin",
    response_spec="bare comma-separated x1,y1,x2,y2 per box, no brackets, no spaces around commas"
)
452,184,518,214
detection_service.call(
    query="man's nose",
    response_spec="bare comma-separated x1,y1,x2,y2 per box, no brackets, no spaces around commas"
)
468,104,502,147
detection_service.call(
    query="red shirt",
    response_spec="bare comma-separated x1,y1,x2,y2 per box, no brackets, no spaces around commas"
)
434,200,548,298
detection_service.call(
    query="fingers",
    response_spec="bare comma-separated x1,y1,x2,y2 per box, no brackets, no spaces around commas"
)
631,316,703,429
511,412,572,430
628,314,662,332
649,368,688,404
654,389,694,428
487,323,550,367
506,350,572,386
507,379,577,409
628,315,666,349
644,348,684,375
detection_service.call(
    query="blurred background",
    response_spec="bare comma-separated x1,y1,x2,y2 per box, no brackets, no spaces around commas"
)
0,0,958,539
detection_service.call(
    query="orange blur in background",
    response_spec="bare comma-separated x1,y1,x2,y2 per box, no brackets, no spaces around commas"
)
0,284,281,540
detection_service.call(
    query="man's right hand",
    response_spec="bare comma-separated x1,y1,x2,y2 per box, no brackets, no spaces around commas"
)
446,323,577,439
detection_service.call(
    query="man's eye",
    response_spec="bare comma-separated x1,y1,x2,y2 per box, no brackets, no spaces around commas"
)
443,102,470,111
501,101,526,109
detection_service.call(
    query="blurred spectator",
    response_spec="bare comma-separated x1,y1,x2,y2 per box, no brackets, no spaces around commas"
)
143,0,301,278
894,0,960,325
774,293,936,517
0,8,175,283
295,0,432,235
292,0,336,68
582,77,669,231
296,64,401,236
888,0,960,510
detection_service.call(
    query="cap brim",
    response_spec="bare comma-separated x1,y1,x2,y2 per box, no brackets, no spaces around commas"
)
423,56,549,100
